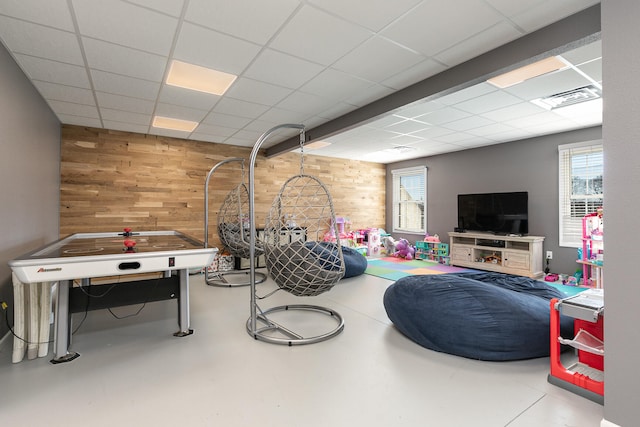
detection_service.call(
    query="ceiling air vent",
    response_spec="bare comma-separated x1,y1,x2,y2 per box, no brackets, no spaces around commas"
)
532,85,602,110
383,145,416,154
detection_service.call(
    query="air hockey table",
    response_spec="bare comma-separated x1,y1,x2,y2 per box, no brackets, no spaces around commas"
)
9,230,216,364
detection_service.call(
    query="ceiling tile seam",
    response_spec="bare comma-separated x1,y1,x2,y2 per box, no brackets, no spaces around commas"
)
120,0,182,20
191,3,310,143
149,0,196,137
66,0,104,129
480,0,528,34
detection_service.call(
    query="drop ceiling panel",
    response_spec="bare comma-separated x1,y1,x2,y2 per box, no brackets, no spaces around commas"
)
381,0,503,56
480,102,547,122
212,97,270,119
243,49,324,89
155,103,209,122
434,21,522,67
201,112,252,129
299,68,372,101
96,92,155,114
34,81,94,105
331,36,425,83
72,0,178,55
269,5,372,66
91,70,160,100
442,115,495,132
383,119,431,135
453,91,524,115
225,77,293,106
48,100,99,119
82,38,167,81
0,0,75,31
0,17,83,65
276,91,335,116
173,22,261,74
100,108,151,125
484,0,547,18
416,107,472,125
386,60,448,93
308,0,422,32
127,0,185,17
184,0,299,45
58,114,101,128
17,55,90,88
158,85,220,111
256,107,308,124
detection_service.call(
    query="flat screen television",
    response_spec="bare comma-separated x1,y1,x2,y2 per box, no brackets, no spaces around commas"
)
457,191,528,235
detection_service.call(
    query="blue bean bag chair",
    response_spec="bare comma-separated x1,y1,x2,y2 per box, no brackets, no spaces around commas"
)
383,272,575,361
305,242,367,279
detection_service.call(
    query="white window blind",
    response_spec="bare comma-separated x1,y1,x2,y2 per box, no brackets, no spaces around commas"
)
392,166,427,234
558,141,603,247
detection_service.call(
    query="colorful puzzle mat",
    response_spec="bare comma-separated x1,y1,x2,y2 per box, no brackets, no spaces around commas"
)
364,257,473,281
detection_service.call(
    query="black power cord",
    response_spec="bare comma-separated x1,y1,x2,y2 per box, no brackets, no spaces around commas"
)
2,301,53,345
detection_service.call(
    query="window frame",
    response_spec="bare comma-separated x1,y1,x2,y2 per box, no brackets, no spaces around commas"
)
558,140,603,247
391,166,427,234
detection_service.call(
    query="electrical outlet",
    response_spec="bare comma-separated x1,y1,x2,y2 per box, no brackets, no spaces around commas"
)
546,251,553,260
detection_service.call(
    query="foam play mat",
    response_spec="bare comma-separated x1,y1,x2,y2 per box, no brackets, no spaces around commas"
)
364,257,474,281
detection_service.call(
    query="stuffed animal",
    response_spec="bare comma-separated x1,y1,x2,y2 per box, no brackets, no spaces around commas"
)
394,238,416,260
382,236,396,254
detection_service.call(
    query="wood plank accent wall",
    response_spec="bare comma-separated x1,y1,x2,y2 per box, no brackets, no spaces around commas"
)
61,125,386,250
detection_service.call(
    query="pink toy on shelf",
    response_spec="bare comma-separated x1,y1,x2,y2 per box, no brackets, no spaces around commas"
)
424,232,440,243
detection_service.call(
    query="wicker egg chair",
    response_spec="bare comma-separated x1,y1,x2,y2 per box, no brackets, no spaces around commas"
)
204,158,266,287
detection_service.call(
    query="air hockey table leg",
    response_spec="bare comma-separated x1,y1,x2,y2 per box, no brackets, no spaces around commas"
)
12,272,26,363
173,269,193,337
38,282,52,358
51,279,79,364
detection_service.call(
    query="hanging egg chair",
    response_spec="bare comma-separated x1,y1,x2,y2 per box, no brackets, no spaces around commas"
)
204,158,266,287
246,124,345,345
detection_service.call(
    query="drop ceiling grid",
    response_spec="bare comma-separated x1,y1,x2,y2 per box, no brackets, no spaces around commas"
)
0,0,602,158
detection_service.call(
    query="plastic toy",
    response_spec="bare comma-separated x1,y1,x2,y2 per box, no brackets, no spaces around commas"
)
424,233,440,242
394,239,416,260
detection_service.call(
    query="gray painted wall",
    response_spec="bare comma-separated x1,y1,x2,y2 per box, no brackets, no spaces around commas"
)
0,43,60,339
386,126,602,276
602,0,638,424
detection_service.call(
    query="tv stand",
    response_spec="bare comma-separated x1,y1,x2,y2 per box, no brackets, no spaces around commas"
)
448,231,545,278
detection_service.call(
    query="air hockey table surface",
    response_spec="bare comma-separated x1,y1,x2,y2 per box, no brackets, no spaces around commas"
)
10,230,214,283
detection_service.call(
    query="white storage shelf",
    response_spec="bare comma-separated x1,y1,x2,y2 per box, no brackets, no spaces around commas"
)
448,231,545,278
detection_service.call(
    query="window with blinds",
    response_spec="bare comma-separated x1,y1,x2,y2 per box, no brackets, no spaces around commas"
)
392,166,427,234
558,141,603,247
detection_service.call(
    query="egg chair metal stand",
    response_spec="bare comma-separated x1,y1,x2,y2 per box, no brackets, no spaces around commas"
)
246,124,345,345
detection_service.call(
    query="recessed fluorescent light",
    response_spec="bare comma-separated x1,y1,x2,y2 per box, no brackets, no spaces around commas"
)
304,140,332,150
487,56,567,89
166,60,237,95
152,116,198,132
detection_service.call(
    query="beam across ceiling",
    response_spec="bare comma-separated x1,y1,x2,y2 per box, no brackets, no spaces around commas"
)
265,4,601,158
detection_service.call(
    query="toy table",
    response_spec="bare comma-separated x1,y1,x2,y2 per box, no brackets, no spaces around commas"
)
548,288,604,404
9,230,216,364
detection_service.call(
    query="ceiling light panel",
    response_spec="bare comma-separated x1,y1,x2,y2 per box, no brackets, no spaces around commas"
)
166,60,237,95
487,56,567,88
152,116,199,132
